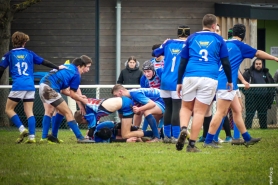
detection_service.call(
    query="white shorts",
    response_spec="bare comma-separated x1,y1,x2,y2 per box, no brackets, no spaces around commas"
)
181,77,217,105
216,90,237,101
8,91,35,100
236,89,241,98
160,90,180,99
39,83,64,107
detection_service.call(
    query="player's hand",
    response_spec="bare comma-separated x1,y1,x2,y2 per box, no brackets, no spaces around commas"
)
80,98,88,105
243,81,250,90
274,57,278,62
58,65,67,70
226,82,233,92
132,106,141,114
81,95,87,99
79,106,86,115
126,137,138,142
176,84,182,98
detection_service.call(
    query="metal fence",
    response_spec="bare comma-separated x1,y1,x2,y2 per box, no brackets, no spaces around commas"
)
0,84,277,130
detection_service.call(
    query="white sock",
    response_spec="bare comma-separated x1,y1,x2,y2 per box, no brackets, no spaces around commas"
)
19,125,25,133
29,135,35,139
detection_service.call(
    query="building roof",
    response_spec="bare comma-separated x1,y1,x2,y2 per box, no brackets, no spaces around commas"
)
215,3,278,20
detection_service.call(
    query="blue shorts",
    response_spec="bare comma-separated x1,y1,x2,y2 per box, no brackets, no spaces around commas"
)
118,96,134,118
155,97,165,114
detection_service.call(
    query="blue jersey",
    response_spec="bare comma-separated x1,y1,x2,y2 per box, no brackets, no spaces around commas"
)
153,39,186,91
40,63,80,92
150,57,164,69
0,48,43,91
218,39,257,90
140,68,163,89
180,31,229,80
129,88,161,105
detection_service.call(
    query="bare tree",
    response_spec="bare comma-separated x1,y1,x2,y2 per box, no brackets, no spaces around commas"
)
0,0,41,126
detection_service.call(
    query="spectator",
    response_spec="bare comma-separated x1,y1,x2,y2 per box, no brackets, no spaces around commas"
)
117,56,143,85
243,58,275,129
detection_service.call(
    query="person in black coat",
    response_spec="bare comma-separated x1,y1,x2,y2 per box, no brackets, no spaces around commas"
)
242,58,275,129
117,56,143,85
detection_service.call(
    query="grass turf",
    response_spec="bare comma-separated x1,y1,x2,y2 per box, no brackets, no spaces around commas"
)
0,129,277,185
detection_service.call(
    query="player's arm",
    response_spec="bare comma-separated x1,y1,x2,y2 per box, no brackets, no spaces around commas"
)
75,88,86,115
238,70,250,89
220,57,232,84
255,50,278,62
133,99,156,113
0,53,9,79
177,57,189,85
152,41,167,57
69,89,85,102
61,88,70,96
41,60,65,70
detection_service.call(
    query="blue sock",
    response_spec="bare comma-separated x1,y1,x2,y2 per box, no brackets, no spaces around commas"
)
145,114,160,139
51,115,56,128
213,118,225,141
233,122,240,139
242,132,251,142
163,125,171,138
68,120,84,140
52,113,64,138
172,126,180,139
141,118,148,131
42,115,51,139
27,116,36,135
158,118,164,128
10,114,23,128
205,133,215,144
143,130,154,137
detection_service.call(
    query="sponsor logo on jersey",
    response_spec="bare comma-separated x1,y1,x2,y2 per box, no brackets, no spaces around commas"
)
171,49,181,54
199,41,209,46
16,55,25,59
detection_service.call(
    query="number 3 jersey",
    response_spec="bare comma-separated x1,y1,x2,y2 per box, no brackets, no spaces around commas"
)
0,48,44,91
153,39,186,91
180,31,229,80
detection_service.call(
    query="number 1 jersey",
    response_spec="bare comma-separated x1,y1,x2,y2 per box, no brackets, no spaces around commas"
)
153,39,186,91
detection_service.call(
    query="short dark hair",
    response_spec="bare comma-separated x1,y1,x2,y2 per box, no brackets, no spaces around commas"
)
95,127,112,140
177,25,190,37
152,44,161,51
233,24,246,41
80,55,93,65
202,14,217,28
72,57,86,67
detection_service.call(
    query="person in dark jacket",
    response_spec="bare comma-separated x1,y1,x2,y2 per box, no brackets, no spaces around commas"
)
242,58,275,129
117,56,143,85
